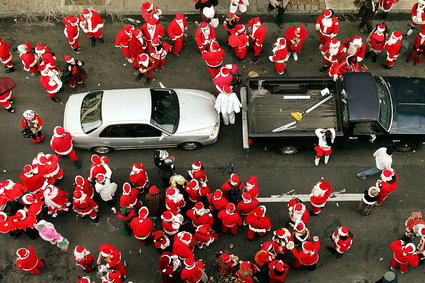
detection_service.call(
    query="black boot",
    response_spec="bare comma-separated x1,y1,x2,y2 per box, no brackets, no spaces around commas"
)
5,66,15,73
381,64,392,70
72,48,80,54
135,73,144,81
145,77,151,86
98,37,104,44
319,66,330,72
364,51,372,59
6,107,15,113
93,215,99,223
90,37,96,47
51,96,61,102
73,159,82,169
372,53,378,63
252,56,259,62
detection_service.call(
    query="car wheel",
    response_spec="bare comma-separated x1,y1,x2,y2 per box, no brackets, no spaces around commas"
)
91,146,113,154
179,142,202,151
279,145,299,155
395,142,418,152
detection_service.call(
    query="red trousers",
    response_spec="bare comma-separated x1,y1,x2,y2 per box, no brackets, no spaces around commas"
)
172,37,184,54
274,62,285,75
111,261,127,277
68,37,80,49
318,33,331,47
315,146,332,157
386,57,396,67
24,259,44,274
0,91,12,109
246,229,266,240
120,46,131,60
407,50,424,65
390,257,409,273
221,224,239,235
58,149,79,161
85,30,102,39
311,204,323,214
207,66,220,79
235,47,247,59
77,258,94,272
0,53,14,67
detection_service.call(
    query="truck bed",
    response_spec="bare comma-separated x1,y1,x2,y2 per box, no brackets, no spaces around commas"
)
247,78,337,135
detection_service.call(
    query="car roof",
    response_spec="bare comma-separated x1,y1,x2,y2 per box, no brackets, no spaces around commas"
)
101,88,151,123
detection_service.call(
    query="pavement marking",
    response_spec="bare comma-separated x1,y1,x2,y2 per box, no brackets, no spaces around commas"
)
258,193,363,203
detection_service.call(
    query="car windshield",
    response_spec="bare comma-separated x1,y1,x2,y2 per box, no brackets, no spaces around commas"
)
81,91,103,134
374,76,393,132
150,88,179,133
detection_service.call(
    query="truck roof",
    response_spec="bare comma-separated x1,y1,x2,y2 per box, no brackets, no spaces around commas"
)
344,72,379,122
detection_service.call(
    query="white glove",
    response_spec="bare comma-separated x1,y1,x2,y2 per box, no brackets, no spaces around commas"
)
313,236,319,241
287,241,295,250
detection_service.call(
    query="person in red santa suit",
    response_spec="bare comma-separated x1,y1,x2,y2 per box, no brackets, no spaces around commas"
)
288,199,310,226
17,43,39,76
309,177,332,215
248,17,266,61
319,38,344,72
202,40,225,79
38,64,62,102
292,221,311,247
43,184,70,217
161,209,184,236
129,163,149,191
0,77,16,113
284,23,308,62
194,224,217,249
74,175,94,199
20,165,46,194
269,37,289,75
365,24,388,63
15,247,44,275
213,63,238,93
268,259,289,283
50,126,81,168
272,228,293,256
12,210,37,234
327,226,353,258
73,245,94,272
34,153,64,184
76,276,93,283
188,161,208,184
195,22,217,53
21,110,44,144
288,236,320,271
130,206,154,246
141,18,165,45
243,176,259,198
102,270,122,283
73,190,99,222
376,169,398,205
0,180,26,202
173,231,195,259
167,13,187,56
115,25,135,63
379,0,399,19
236,192,259,219
22,193,43,218
221,173,244,203
207,189,228,212
216,252,238,278
186,202,214,228
407,30,425,65
217,203,242,235
153,230,171,252
315,9,339,49
181,257,206,283
406,0,425,36
342,36,367,62
390,240,419,273
128,29,146,68
235,261,260,283
119,182,142,209
228,24,249,60
184,179,202,203
0,211,16,235
63,15,80,54
245,205,271,240
88,154,112,182
328,55,366,81
0,37,15,73
35,44,58,71
159,252,181,283
383,30,403,69
141,1,162,24
97,244,127,279
148,37,171,70
135,53,156,86
165,187,186,212
79,9,104,47
254,241,277,267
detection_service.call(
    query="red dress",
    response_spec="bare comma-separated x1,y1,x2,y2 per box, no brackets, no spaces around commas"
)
284,25,308,53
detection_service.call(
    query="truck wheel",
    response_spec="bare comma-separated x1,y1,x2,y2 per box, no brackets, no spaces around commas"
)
179,142,201,151
279,145,299,155
91,146,113,154
395,142,418,152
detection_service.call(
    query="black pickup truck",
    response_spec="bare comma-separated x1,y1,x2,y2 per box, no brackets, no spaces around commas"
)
241,72,425,154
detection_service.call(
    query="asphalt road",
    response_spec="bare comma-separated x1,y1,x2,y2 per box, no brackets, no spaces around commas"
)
0,16,424,283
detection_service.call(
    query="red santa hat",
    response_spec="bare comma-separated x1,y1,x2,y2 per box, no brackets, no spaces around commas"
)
351,36,362,46
53,126,65,137
381,169,394,182
101,156,109,164
153,230,165,239
392,31,402,39
254,205,266,217
73,190,84,200
194,202,205,213
403,243,416,254
132,162,144,172
221,67,231,76
274,260,286,272
319,178,331,191
100,248,113,257
74,245,88,259
200,22,209,29
230,174,240,186
138,206,149,218
223,85,233,94
338,226,349,236
16,248,30,259
377,24,386,33
22,194,35,205
124,25,134,34
106,272,120,281
175,13,185,21
184,257,195,267
252,17,261,25
214,189,223,198
210,40,220,51
38,64,49,73
64,15,79,26
15,210,27,221
1,180,14,190
161,210,173,221
91,154,101,164
226,203,236,212
64,55,75,64
192,161,203,170
122,183,132,195
242,192,252,201
166,187,177,196
138,53,149,67
240,261,251,270
246,175,257,187
274,228,291,238
294,203,305,213
96,174,105,183
235,24,245,33
35,44,46,54
82,9,92,18
0,212,7,221
23,164,33,173
294,221,306,232
221,252,231,262
187,179,200,190
179,231,192,244
419,228,425,237
302,241,315,252
38,155,48,165
75,175,85,187
149,186,159,195
329,39,340,48
277,37,286,47
197,224,209,234
323,9,333,18
142,2,154,11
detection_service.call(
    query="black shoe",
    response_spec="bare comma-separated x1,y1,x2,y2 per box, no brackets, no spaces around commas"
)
5,66,15,73
51,97,61,102
252,56,259,62
135,73,144,81
172,52,180,57
145,78,151,86
372,53,378,63
364,51,372,59
336,252,343,259
6,107,15,113
73,160,82,169
72,48,81,54
94,215,99,223
381,64,392,70
90,37,96,47
98,37,104,44
319,66,329,72
10,99,14,104
326,245,336,254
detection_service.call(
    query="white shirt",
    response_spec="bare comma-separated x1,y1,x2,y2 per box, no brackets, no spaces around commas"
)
373,147,392,170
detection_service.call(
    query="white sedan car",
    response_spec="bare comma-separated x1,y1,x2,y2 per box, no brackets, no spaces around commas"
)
64,87,220,154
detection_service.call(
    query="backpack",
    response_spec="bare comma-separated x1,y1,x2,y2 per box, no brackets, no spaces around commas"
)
399,40,409,54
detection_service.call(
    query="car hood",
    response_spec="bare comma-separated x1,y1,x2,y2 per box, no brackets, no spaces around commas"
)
175,89,218,134
63,93,85,135
386,77,425,134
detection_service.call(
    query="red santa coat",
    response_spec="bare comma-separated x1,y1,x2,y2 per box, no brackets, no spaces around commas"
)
19,43,38,73
79,10,104,38
390,240,419,265
140,23,165,43
0,214,16,233
43,186,69,216
235,262,258,283
245,212,271,234
75,177,94,199
129,166,149,190
23,195,44,217
50,132,74,156
291,239,321,265
411,3,425,30
229,32,249,59
36,154,63,182
207,191,228,211
40,51,57,70
369,31,386,52
186,208,214,227
380,0,397,12
328,57,363,79
40,70,62,96
202,48,225,68
129,30,146,67
167,17,187,40
288,201,310,224
181,261,205,283
159,252,179,279
184,180,203,202
0,39,13,66
130,216,154,240
284,25,308,53
268,260,289,282
195,25,217,52
316,15,339,37
309,184,332,208
141,3,162,23
236,198,259,217
161,210,183,235
1,181,27,201
332,232,353,253
16,247,43,273
119,186,140,208
63,16,80,49
412,33,425,52
73,195,98,216
115,28,132,60
172,238,194,259
321,40,344,65
214,64,238,93
377,174,399,203
165,188,186,211
342,38,366,61
12,212,37,230
384,38,402,62
194,224,217,248
98,244,126,276
248,19,266,47
147,41,170,68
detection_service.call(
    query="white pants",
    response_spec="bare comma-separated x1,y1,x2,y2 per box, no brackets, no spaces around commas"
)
221,111,235,125
229,3,248,13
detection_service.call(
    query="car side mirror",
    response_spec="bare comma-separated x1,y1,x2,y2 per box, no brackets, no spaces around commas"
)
159,132,169,141
369,134,377,143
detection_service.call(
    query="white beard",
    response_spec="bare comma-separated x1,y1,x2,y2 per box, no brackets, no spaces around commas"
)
329,46,339,56
322,17,332,28
347,44,358,55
